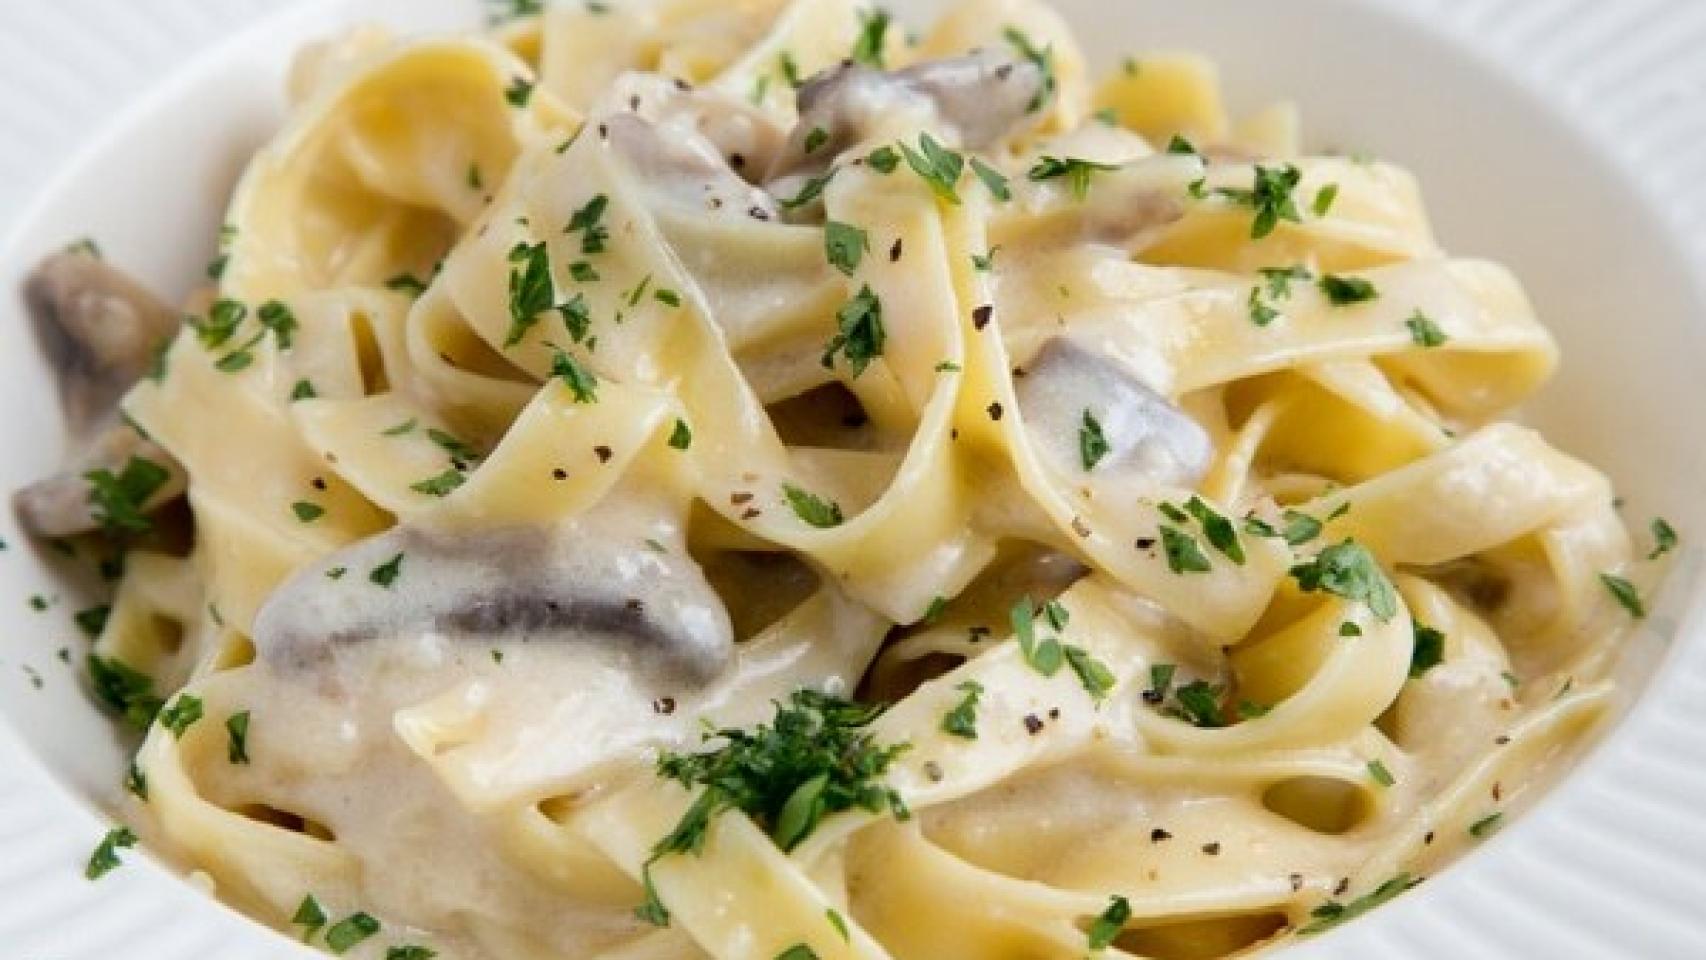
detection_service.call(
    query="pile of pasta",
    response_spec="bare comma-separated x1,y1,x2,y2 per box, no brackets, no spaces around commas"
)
83,0,1662,957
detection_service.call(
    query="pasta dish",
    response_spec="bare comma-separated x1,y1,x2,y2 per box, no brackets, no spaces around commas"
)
14,0,1675,956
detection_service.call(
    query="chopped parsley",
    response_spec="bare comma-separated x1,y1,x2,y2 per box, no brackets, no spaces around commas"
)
370,552,405,588
969,156,1011,201
669,418,693,451
1011,596,1064,677
1079,410,1111,470
386,948,438,960
1409,623,1446,678
1027,156,1120,200
125,761,148,801
1281,510,1324,545
1159,524,1212,574
1312,183,1340,217
804,126,830,154
1167,679,1227,727
74,604,110,638
827,908,850,942
505,76,534,108
1297,873,1421,935
292,895,327,941
410,469,467,498
504,241,554,347
225,710,251,764
1318,273,1379,306
1649,517,1679,560
940,679,983,739
1469,812,1504,838
86,455,170,536
1001,26,1057,113
192,298,247,349
1600,573,1645,618
1184,496,1245,565
384,273,428,297
783,483,845,528
654,287,681,308
1405,310,1448,347
1340,621,1363,637
382,418,417,437
865,146,900,174
1289,540,1399,621
157,694,203,738
821,284,885,378
824,220,869,276
551,347,599,402
290,378,318,401
898,133,965,204
1214,163,1303,240
850,8,891,67
1086,894,1131,950
774,946,818,960
1367,759,1395,787
559,292,591,341
1064,645,1117,701
88,655,162,730
566,194,610,254
1248,265,1311,326
922,596,949,624
971,248,999,272
779,51,803,89
85,826,138,880
291,501,325,523
640,690,910,924
778,170,837,210
325,912,381,954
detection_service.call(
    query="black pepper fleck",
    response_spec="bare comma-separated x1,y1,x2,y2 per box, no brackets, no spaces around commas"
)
972,304,993,330
987,401,1004,421
1150,828,1171,842
1022,714,1043,735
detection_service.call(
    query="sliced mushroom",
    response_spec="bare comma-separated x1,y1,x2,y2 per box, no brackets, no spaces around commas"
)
594,72,788,183
767,48,1048,188
1015,337,1213,489
13,250,187,538
23,250,179,436
602,112,780,222
252,520,735,684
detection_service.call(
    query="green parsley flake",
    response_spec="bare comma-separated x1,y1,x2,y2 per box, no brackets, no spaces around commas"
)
783,483,845,528
1649,517,1679,560
1600,573,1645,618
325,912,381,954
125,761,148,801
158,694,203,738
866,146,900,174
505,76,534,108
410,469,467,498
370,552,405,588
88,655,162,730
804,126,830,154
1064,645,1116,701
827,907,850,942
1079,410,1111,470
1010,596,1064,677
774,947,818,960
821,284,885,378
940,679,984,739
386,948,438,960
1469,812,1504,838
850,8,891,67
85,826,138,880
922,596,949,624
504,241,554,347
1282,509,1324,545
1001,26,1057,113
1159,524,1212,574
1367,759,1395,787
669,418,693,451
824,220,869,277
969,157,1011,201
1405,310,1449,347
225,710,251,764
1289,540,1399,621
86,456,170,536
566,194,610,254
899,133,965,204
74,604,109,638
551,348,599,403
971,247,999,272
1087,894,1131,950
1318,274,1380,306
291,501,325,523
1028,155,1120,200
1184,496,1245,565
1168,679,1227,727
290,378,318,401
385,274,428,297
778,170,837,210
1297,874,1421,935
1215,163,1303,239
1409,623,1446,678
1312,183,1340,217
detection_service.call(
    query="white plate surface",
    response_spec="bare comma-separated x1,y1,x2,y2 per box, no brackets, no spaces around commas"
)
2,1,1706,957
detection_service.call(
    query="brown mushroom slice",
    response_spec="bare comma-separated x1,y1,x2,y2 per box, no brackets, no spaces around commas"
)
13,250,189,538
23,250,180,435
1015,337,1213,489
594,72,788,183
602,112,781,223
767,48,1048,187
252,520,735,685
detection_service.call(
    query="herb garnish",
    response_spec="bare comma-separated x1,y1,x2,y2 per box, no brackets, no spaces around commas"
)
1367,759,1395,787
1159,525,1212,574
1312,183,1340,217
824,220,869,276
1600,573,1644,618
1001,26,1057,113
505,241,554,347
778,170,837,210
1405,310,1448,347
75,604,111,638
783,483,844,528
505,77,534,107
88,655,162,729
1649,517,1679,560
1028,156,1120,200
85,826,138,880
1318,274,1379,306
850,8,891,67
1469,812,1503,838
1079,410,1110,470
370,552,405,588
87,455,170,537
898,133,965,205
970,157,1011,201
158,694,203,738
1289,540,1399,621
1409,622,1445,678
226,710,251,764
941,680,983,739
551,347,599,402
639,690,910,925
1011,596,1064,677
821,284,885,377
566,194,610,254
1087,894,1131,950
866,146,900,174
410,470,467,497
292,894,328,941
669,419,692,451
1184,496,1245,565
292,501,325,523
1214,164,1303,239
1297,874,1421,935
325,912,380,954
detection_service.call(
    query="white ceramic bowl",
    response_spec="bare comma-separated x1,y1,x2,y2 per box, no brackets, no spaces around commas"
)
3,1,1705,956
